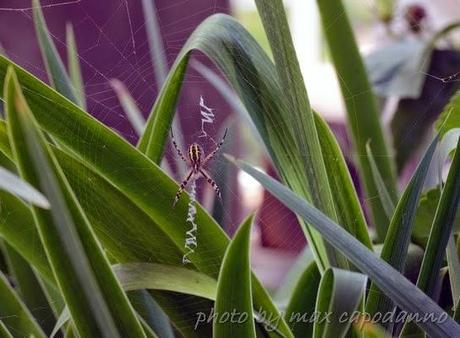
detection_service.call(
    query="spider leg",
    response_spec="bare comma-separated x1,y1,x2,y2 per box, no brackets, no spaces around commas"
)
171,131,188,164
200,169,222,202
173,169,194,207
203,128,228,165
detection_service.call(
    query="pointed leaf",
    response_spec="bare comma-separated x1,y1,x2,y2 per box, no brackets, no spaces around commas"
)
65,23,85,109
284,261,320,337
32,0,77,104
213,215,256,338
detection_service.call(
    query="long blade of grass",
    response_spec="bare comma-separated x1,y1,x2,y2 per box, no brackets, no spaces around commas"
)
32,0,77,104
65,23,85,109
313,268,367,338
284,261,321,337
402,137,460,336
0,166,49,208
316,0,397,240
4,69,145,338
213,215,256,338
0,270,45,338
254,0,344,269
228,155,460,337
365,136,439,331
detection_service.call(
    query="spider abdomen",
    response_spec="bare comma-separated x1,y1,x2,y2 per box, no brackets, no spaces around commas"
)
188,143,202,166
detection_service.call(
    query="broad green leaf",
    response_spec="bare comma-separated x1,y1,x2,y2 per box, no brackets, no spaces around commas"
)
0,56,290,338
403,138,460,336
213,215,256,338
3,243,55,335
366,142,396,219
32,0,77,104
111,79,145,135
313,268,366,338
435,90,460,139
317,0,397,240
365,136,439,331
0,321,13,338
0,270,45,338
284,261,320,338
65,24,86,109
0,166,49,208
228,156,460,337
255,0,344,269
4,69,145,338
114,263,217,299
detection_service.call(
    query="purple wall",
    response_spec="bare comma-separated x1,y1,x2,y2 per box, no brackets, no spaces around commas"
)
0,0,230,144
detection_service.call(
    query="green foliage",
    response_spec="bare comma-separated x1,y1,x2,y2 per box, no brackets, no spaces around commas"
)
0,1,458,337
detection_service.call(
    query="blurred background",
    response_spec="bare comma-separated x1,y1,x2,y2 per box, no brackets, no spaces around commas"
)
1,0,459,292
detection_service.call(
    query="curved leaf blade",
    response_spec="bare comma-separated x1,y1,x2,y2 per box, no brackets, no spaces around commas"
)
313,268,366,338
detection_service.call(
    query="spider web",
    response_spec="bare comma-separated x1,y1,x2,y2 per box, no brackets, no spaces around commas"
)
1,0,459,334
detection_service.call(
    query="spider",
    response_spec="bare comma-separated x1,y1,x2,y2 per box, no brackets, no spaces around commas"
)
171,128,228,207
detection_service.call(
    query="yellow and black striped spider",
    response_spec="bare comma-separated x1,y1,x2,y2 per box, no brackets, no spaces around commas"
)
171,129,228,207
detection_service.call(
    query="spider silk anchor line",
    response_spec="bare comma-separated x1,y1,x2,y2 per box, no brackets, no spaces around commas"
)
183,178,198,264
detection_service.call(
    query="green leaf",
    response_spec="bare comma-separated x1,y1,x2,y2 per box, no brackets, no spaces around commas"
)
0,56,290,337
32,0,77,104
0,165,49,208
65,23,86,109
313,268,366,338
213,215,256,338
365,136,439,330
402,137,460,336
316,0,397,240
110,79,145,136
255,0,345,269
4,68,145,338
0,321,13,338
0,270,45,338
228,155,460,337
447,236,460,311
435,90,460,139
284,261,320,338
